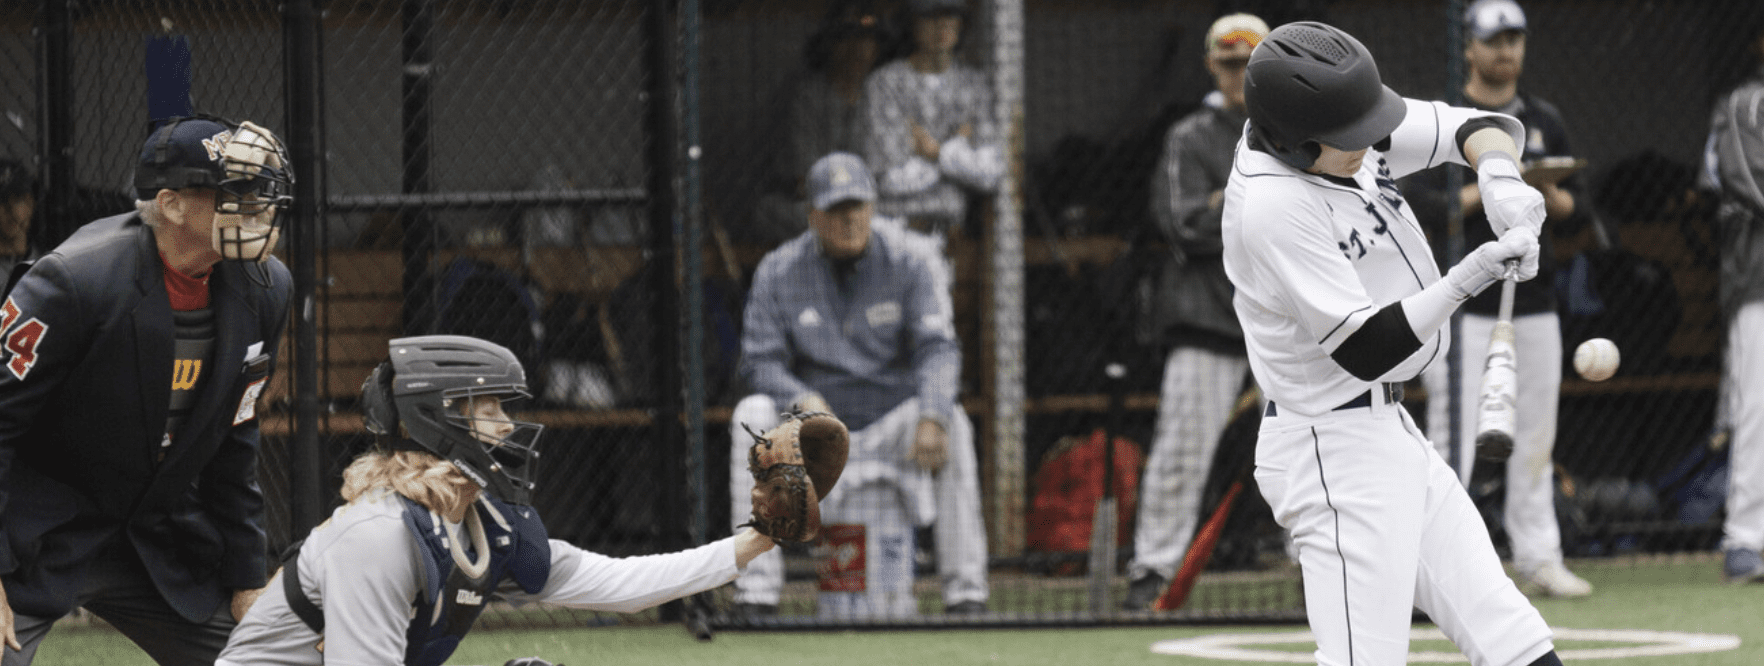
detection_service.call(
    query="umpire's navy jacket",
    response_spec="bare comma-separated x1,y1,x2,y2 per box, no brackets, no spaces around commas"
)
0,212,291,621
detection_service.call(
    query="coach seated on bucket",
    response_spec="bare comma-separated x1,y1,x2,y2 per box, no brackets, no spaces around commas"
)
728,152,988,618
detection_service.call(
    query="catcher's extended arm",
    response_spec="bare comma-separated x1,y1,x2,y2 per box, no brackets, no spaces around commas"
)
742,411,849,542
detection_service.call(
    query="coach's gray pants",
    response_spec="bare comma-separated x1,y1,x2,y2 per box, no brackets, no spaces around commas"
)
730,394,988,608
3,539,236,666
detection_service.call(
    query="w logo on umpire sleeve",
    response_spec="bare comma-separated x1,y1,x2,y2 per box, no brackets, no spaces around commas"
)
172,360,202,391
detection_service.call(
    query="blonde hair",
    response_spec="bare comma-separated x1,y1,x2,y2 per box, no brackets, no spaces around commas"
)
340,449,478,516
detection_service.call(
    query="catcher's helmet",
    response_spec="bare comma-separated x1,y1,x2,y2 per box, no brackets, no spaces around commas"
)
362,335,545,505
1244,22,1406,170
134,115,294,263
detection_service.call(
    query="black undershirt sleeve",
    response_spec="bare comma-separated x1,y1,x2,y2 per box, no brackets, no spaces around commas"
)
1330,301,1423,380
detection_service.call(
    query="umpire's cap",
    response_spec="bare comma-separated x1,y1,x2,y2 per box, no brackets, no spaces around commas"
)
1244,22,1406,170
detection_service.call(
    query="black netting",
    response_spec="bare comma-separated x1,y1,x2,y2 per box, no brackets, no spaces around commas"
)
0,0,1753,635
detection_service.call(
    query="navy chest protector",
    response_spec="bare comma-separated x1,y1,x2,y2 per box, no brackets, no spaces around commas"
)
282,495,551,666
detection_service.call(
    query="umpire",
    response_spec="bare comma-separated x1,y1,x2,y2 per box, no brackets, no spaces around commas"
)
0,116,294,665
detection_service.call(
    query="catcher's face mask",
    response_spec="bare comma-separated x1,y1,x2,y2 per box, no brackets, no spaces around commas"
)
442,386,544,498
209,121,293,263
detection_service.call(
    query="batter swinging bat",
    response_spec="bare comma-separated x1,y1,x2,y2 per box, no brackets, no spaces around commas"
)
1154,382,1262,611
1473,260,1520,461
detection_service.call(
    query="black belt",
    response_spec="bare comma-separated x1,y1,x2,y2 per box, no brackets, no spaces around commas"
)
1264,382,1404,418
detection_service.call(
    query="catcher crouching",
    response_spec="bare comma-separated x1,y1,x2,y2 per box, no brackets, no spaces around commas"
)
217,336,782,666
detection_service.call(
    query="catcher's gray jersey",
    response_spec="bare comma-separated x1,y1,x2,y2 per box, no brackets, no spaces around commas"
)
217,489,740,665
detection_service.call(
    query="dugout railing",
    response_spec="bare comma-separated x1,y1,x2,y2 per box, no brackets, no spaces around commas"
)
0,0,1748,634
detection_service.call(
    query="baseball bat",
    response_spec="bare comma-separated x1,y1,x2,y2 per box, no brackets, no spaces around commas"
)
1087,362,1128,614
1473,260,1520,461
1154,382,1263,611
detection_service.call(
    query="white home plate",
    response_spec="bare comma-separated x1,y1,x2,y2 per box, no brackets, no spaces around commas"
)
1150,628,1740,662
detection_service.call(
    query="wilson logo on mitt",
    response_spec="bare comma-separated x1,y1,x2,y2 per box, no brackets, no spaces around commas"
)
742,411,850,542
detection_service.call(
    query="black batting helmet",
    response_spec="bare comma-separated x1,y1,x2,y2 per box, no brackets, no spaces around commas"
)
1244,22,1406,170
362,335,545,505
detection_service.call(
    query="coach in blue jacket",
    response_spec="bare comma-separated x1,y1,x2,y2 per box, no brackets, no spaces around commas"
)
0,116,294,665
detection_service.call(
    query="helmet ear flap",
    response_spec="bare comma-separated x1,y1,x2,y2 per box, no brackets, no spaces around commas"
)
1250,121,1322,171
361,361,400,440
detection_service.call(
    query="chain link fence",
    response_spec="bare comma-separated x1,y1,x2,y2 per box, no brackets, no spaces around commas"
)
0,0,1753,636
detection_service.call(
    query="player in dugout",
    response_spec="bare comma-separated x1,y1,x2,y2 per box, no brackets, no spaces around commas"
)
1222,22,1564,665
217,335,777,666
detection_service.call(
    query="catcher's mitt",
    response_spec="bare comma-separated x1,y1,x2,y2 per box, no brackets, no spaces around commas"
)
742,410,849,542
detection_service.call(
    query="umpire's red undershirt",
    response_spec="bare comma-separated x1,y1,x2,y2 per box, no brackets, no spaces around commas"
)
161,253,211,310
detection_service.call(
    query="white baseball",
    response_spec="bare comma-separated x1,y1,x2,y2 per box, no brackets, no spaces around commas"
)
1574,338,1620,381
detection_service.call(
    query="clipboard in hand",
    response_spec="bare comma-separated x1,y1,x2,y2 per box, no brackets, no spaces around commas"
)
1522,157,1587,187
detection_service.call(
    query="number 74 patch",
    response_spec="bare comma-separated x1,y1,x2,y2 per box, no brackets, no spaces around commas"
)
0,297,48,381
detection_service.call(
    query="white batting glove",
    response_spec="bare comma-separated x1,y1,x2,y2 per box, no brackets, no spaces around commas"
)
1477,152,1545,236
1443,227,1539,300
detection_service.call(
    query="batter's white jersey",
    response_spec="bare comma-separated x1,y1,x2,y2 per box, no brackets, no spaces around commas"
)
1223,98,1556,666
1223,98,1524,413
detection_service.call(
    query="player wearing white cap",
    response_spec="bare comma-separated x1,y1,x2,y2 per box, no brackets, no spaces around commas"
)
1224,22,1563,665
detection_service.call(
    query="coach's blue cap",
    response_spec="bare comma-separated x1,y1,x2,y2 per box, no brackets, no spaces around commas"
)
133,117,236,199
1465,0,1527,42
806,152,876,211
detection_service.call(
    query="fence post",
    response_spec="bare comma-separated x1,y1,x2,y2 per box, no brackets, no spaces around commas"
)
986,0,1028,560
282,0,326,540
399,0,437,336
34,0,74,247
681,0,708,549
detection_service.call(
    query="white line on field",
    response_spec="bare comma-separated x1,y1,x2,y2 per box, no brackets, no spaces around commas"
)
1149,627,1741,662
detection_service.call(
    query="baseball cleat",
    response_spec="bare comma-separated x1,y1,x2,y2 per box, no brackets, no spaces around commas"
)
945,600,987,615
1723,548,1764,584
1122,572,1168,610
1524,562,1592,598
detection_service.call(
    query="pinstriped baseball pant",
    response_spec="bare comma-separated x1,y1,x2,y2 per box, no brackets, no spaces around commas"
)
1127,346,1251,581
1256,398,1554,666
1725,301,1764,551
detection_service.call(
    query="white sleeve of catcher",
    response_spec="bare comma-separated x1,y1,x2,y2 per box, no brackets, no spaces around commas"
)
509,538,740,613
